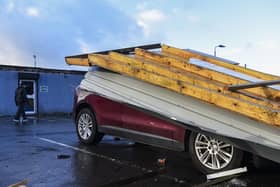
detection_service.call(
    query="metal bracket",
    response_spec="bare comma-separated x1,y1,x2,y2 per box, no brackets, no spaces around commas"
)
227,79,280,91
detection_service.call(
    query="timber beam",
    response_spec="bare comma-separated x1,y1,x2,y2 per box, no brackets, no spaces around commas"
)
135,48,280,102
161,44,280,81
65,56,90,66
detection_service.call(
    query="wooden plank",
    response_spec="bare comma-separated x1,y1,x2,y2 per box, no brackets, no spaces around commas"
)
135,48,280,102
65,56,90,66
110,51,227,90
88,54,280,126
162,44,280,81
111,51,279,109
228,80,280,91
135,48,246,85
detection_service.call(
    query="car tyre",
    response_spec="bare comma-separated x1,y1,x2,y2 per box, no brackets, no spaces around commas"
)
76,108,104,145
189,132,243,174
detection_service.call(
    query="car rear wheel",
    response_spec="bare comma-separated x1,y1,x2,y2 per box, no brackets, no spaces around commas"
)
189,132,243,174
76,108,103,145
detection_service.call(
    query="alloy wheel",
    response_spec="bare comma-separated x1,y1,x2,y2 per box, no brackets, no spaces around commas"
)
78,113,94,140
194,133,234,170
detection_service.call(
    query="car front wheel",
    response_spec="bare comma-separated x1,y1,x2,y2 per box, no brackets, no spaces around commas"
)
76,108,103,145
189,132,243,174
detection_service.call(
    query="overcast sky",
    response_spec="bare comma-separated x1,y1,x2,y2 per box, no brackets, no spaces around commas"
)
0,0,280,75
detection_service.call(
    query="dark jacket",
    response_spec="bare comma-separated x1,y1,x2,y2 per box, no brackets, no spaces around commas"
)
15,86,28,106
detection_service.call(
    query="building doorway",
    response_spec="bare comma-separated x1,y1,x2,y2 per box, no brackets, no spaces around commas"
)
19,79,37,115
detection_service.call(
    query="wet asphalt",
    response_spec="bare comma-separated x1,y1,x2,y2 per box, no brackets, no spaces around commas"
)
0,116,280,187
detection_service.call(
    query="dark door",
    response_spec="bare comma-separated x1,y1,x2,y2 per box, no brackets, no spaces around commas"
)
19,80,37,115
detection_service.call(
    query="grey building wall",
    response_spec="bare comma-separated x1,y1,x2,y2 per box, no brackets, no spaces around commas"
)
0,70,18,116
38,72,82,114
0,66,85,116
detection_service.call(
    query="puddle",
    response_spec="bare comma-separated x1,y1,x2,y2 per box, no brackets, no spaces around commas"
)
57,154,71,159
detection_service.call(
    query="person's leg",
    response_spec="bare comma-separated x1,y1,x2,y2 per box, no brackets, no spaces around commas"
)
19,104,25,119
22,104,26,119
23,110,27,120
15,105,21,120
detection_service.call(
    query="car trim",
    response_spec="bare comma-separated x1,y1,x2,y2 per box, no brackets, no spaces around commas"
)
99,125,185,151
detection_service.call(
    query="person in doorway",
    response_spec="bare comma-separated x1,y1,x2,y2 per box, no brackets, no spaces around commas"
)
14,83,28,122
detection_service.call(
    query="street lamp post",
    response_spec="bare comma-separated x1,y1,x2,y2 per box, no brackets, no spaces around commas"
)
214,44,226,57
33,54,37,67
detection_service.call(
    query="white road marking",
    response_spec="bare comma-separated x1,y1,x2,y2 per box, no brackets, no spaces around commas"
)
38,137,126,166
37,137,186,183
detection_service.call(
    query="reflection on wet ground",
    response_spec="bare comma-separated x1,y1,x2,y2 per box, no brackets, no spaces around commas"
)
0,116,279,186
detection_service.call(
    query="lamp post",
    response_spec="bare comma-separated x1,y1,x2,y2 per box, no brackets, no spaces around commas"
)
214,44,226,57
33,54,37,67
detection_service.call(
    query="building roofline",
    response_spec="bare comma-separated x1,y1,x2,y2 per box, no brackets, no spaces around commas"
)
0,64,86,75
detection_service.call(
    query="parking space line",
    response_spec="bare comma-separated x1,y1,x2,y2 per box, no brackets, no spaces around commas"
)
38,137,125,165
37,137,186,184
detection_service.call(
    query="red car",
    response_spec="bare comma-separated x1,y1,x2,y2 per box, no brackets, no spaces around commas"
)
73,86,243,174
